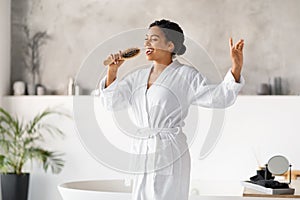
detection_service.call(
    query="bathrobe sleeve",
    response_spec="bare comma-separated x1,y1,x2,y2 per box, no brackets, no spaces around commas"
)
190,69,245,108
99,73,134,111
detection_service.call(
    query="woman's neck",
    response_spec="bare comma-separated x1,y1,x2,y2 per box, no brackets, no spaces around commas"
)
153,59,172,74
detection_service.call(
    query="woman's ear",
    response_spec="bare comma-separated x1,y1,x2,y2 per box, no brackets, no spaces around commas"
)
168,41,175,53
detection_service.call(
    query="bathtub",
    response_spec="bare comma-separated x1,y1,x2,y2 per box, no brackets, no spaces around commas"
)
58,179,266,200
58,180,132,200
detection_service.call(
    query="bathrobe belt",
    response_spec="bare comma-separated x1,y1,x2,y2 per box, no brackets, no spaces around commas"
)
136,127,182,139
130,127,183,174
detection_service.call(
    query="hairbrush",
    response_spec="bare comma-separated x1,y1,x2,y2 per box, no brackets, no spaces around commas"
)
103,47,141,66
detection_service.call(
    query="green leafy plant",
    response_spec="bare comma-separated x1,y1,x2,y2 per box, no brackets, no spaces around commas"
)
0,107,67,175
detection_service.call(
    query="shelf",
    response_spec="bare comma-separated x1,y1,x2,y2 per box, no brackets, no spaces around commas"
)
2,95,300,99
2,95,92,99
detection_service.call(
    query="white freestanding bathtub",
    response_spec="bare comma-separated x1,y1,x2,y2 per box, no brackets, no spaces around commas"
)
58,179,268,200
58,180,132,200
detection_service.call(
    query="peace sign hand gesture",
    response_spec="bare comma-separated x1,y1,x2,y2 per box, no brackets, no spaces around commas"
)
229,37,244,82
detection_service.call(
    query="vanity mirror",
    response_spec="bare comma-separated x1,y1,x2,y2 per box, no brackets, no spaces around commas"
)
266,155,291,183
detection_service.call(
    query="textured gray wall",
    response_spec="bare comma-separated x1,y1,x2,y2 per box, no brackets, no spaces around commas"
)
0,0,11,102
11,0,300,95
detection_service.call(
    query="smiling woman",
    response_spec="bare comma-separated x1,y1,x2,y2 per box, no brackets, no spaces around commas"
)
99,19,245,200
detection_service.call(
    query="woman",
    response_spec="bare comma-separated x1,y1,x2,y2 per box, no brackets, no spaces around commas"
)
100,19,245,200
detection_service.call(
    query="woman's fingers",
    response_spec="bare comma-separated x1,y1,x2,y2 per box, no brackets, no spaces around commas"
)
234,41,239,50
230,37,244,51
114,54,118,64
229,37,233,48
236,39,244,50
113,51,124,64
229,38,244,51
112,53,118,64
108,51,124,66
239,41,244,50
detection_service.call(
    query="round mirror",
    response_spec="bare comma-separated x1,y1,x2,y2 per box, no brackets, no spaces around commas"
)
267,155,289,175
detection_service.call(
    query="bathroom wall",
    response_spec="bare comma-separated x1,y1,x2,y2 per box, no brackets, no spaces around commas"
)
10,0,300,95
0,0,11,104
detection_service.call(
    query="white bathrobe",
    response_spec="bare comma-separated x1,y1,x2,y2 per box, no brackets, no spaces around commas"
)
99,60,244,200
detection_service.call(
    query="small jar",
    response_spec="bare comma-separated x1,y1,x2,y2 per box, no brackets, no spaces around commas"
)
36,85,46,95
13,81,26,95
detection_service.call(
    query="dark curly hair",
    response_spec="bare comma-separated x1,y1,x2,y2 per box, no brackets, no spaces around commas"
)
149,19,186,56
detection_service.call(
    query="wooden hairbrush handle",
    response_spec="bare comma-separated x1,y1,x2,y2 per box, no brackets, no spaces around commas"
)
103,57,124,66
103,48,140,66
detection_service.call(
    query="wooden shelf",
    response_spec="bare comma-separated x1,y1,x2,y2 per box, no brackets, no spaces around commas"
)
243,180,300,198
243,192,300,198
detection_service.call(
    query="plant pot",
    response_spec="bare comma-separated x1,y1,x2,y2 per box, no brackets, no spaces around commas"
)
0,173,30,200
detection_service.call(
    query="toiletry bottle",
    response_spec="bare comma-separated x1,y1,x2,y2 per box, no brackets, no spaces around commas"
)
68,77,74,95
75,85,80,95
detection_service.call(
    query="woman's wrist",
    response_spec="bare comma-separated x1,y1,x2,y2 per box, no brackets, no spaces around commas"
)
231,65,242,83
108,66,118,72
105,67,118,87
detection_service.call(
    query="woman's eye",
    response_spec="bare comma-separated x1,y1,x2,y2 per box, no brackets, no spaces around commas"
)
145,37,158,42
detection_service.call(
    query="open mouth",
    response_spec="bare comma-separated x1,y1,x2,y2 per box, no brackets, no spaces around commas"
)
146,48,154,55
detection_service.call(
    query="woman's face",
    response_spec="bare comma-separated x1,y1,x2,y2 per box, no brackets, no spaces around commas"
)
144,26,174,61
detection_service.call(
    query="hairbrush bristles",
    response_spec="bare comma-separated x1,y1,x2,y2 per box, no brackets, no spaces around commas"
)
122,48,140,58
103,47,141,66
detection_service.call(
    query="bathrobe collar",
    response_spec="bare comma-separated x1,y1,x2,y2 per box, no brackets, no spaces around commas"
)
147,59,181,87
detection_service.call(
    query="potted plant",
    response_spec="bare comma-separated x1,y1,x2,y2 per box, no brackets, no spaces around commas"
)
0,107,67,200
23,26,50,95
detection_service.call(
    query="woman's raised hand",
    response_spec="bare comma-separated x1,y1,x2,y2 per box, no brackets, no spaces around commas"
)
229,37,244,82
107,50,125,70
104,51,125,87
